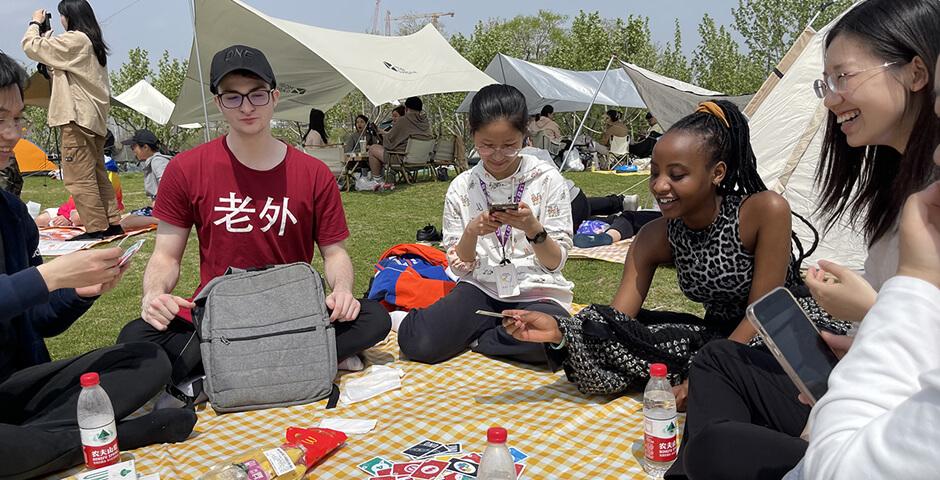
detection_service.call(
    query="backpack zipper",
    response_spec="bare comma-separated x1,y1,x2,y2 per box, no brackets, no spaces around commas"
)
206,325,326,345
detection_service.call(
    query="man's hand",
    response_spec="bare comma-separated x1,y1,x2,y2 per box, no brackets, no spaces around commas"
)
501,309,562,344
326,291,360,322
36,248,122,292
805,260,876,322
141,293,194,331
673,379,689,412
897,182,940,288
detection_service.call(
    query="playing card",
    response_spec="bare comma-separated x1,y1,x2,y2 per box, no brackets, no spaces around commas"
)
462,453,482,463
411,459,448,479
368,477,398,480
375,467,393,476
509,447,528,463
358,457,395,476
403,439,443,458
441,473,470,480
392,460,425,476
444,443,463,454
445,457,479,477
419,444,449,458
515,463,526,478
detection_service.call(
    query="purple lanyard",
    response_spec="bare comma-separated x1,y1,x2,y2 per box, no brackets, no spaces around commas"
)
478,177,526,255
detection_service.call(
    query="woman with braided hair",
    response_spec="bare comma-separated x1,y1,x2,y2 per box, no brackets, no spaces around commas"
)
503,100,809,408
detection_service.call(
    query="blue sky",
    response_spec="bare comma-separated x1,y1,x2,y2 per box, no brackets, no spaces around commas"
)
3,0,741,71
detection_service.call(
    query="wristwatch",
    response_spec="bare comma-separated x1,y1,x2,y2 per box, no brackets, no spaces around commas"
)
526,229,548,244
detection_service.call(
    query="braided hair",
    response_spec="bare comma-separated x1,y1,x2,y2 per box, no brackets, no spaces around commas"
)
668,100,766,196
668,100,819,264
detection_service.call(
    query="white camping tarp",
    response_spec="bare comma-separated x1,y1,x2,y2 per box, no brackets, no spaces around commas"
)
113,80,201,128
620,61,753,130
750,7,867,270
456,54,646,114
171,0,495,124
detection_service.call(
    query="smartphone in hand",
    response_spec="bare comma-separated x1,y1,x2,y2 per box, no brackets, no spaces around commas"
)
488,203,519,214
746,287,840,405
118,239,145,268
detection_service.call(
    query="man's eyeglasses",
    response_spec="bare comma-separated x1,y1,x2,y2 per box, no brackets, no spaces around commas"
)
813,61,900,99
476,146,522,159
217,89,273,109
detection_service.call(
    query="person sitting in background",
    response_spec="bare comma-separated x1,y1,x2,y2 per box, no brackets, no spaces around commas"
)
0,50,195,480
629,112,664,158
365,96,432,189
119,128,170,230
397,84,574,366
570,192,662,247
530,105,562,141
344,114,377,153
34,157,124,228
594,109,630,164
302,108,328,148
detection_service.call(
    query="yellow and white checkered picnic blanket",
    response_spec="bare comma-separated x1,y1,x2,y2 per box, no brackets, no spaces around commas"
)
63,332,666,479
569,239,633,264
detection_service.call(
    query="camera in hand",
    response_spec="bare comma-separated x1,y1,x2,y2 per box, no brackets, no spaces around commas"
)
36,13,53,79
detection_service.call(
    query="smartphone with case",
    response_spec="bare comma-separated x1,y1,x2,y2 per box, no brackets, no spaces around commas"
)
488,203,519,214
746,287,840,405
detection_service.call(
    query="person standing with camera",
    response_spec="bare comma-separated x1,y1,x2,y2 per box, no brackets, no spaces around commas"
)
22,0,121,241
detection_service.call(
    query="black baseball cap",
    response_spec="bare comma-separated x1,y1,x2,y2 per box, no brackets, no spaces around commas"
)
209,45,276,94
121,129,159,146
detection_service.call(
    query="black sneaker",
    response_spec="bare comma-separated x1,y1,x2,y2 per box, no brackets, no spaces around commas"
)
67,230,107,241
103,224,125,237
416,224,442,242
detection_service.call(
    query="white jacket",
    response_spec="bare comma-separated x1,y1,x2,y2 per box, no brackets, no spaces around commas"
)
788,276,940,479
442,154,574,307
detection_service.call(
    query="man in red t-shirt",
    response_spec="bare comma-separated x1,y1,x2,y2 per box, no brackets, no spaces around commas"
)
117,45,390,389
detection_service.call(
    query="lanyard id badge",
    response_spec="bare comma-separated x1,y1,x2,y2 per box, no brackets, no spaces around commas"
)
494,262,520,298
478,177,526,298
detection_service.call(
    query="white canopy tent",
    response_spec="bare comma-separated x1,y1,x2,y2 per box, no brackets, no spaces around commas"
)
112,80,201,128
171,0,495,125
749,5,867,269
456,54,646,114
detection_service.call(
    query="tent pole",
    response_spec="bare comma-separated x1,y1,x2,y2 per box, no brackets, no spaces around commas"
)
562,54,615,171
189,0,211,143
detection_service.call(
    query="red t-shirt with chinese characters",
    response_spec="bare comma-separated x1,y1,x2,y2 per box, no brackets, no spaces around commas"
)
153,136,349,322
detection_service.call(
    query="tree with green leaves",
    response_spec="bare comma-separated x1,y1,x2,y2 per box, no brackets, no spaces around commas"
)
657,19,692,82
450,11,567,70
733,0,853,73
692,13,763,94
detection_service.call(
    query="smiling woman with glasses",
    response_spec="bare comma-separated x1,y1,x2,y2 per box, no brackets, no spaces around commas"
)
812,61,900,99
396,84,575,367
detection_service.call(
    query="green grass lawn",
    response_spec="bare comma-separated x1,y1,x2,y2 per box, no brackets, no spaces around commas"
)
21,170,700,360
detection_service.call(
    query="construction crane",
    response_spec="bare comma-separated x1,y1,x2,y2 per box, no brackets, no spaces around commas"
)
385,11,454,35
370,0,382,35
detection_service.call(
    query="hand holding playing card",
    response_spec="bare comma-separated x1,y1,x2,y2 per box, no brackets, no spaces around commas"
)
501,309,562,344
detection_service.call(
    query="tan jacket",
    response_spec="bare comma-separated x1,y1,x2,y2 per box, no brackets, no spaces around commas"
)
531,117,562,140
600,121,629,147
22,25,110,136
383,111,432,152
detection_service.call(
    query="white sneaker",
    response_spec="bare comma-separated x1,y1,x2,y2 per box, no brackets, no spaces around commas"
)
337,354,365,371
622,194,639,212
355,176,379,191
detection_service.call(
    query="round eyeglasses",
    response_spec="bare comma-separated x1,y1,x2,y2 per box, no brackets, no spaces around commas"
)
813,61,899,99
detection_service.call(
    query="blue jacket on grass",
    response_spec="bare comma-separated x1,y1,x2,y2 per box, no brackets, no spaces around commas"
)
0,189,96,383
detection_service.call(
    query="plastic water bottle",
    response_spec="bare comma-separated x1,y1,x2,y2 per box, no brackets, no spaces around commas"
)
359,137,367,153
643,363,678,477
477,427,516,480
77,372,120,469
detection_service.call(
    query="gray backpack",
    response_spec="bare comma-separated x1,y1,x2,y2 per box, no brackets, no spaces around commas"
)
192,262,338,413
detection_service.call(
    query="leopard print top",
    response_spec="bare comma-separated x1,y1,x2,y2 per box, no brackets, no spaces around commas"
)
668,194,800,335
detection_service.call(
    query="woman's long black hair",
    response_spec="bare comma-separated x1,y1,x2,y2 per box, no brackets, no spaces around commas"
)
305,108,328,144
817,0,940,245
58,0,108,67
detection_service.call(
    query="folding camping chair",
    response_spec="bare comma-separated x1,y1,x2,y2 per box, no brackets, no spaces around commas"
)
532,130,563,165
387,137,436,184
607,135,631,170
431,134,466,180
304,145,354,190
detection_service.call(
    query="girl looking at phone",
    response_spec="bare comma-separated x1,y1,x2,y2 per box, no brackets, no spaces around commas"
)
397,84,574,366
